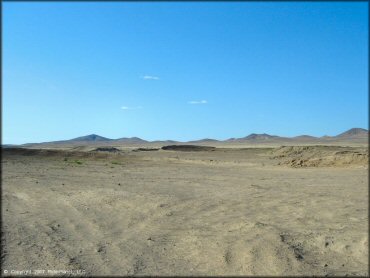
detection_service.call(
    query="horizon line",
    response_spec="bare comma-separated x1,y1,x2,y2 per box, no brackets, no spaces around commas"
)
3,127,368,145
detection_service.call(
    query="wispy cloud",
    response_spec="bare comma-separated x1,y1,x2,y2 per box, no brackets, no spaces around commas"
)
121,106,143,110
142,75,159,80
188,100,208,105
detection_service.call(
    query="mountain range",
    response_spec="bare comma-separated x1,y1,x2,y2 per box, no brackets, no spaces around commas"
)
15,128,368,146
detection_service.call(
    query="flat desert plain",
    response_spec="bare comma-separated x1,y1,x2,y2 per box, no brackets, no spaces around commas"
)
1,145,369,276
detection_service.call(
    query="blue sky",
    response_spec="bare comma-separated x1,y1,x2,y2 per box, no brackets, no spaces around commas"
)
3,2,368,144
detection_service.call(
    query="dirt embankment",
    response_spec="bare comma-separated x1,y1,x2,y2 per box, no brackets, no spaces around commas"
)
161,145,216,151
92,147,121,152
2,147,120,159
271,146,368,167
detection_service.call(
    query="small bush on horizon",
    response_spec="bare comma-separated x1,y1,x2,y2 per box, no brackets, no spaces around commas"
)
74,160,83,165
111,161,121,165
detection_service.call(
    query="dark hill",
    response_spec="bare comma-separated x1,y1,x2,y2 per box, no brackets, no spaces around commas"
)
161,145,216,151
336,128,368,138
116,137,148,143
70,134,112,142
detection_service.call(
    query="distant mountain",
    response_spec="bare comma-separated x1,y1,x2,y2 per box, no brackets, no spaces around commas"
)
69,135,149,143
20,134,112,146
116,137,148,143
70,134,112,142
226,129,368,143
150,140,179,144
2,144,17,148
188,138,220,144
292,135,318,140
13,127,369,147
336,128,368,138
224,133,286,143
227,133,282,142
242,133,280,140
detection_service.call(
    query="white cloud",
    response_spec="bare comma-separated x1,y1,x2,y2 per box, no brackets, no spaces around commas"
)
142,75,159,80
121,106,143,110
188,100,208,104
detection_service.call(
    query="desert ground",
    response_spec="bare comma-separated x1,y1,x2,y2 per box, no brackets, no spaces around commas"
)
1,144,368,276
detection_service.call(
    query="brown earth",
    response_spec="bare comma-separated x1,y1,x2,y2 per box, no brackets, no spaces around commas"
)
271,146,368,167
1,146,368,276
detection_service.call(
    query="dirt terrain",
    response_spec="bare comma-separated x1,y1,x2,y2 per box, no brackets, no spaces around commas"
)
1,146,368,276
271,146,369,167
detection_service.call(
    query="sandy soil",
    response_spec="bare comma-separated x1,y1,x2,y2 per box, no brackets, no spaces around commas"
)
1,146,368,276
